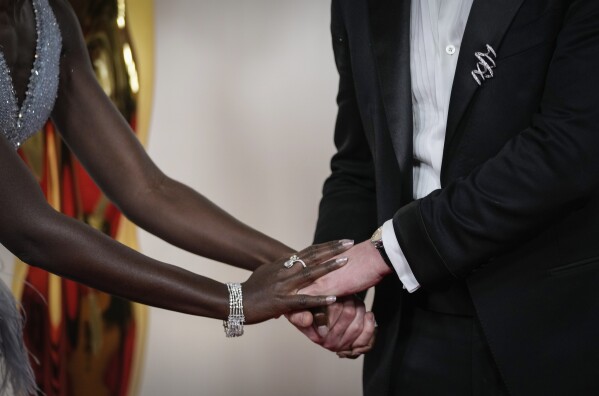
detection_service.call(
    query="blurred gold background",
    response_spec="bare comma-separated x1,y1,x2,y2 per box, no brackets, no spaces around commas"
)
13,1,153,394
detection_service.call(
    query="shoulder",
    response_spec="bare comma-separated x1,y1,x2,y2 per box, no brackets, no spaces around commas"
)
47,0,89,64
40,0,95,95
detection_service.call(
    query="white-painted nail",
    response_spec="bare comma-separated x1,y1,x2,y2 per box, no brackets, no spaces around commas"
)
317,326,329,337
340,239,354,248
336,257,348,266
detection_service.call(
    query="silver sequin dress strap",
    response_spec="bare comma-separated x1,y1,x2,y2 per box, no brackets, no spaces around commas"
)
0,0,62,393
0,0,62,149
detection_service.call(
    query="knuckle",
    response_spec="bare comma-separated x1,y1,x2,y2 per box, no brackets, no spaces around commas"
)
297,294,308,307
342,305,357,319
306,245,316,253
301,267,313,280
303,247,316,262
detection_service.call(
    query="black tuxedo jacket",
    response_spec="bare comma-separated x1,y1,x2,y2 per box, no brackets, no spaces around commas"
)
314,0,599,395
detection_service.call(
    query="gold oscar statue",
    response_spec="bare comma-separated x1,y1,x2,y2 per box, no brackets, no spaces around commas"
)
12,1,154,395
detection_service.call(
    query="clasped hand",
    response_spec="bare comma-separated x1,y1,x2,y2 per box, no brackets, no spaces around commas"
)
241,240,353,324
242,240,390,358
285,240,393,358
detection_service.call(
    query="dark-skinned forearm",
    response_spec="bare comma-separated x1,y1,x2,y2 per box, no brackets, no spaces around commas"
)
49,2,294,273
15,208,230,319
120,175,293,271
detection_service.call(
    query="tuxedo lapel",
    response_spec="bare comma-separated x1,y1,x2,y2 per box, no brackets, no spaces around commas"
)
442,0,525,179
368,0,413,204
366,7,412,392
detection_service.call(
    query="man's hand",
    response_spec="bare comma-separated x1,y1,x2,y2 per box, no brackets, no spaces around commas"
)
300,240,393,297
286,296,376,358
285,241,390,357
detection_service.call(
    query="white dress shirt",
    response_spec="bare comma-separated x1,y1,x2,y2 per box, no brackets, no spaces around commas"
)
381,0,474,292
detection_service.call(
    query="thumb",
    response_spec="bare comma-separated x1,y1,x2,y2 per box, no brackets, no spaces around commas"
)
286,310,314,328
300,282,325,296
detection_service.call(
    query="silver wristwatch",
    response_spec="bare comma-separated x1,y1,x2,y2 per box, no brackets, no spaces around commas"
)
370,227,393,268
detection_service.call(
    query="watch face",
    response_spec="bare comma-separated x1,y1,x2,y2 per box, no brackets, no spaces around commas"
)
371,227,383,243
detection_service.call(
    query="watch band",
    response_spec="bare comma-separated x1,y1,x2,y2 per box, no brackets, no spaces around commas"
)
371,227,394,269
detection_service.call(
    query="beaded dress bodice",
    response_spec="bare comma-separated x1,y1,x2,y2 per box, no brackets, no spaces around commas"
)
0,0,62,149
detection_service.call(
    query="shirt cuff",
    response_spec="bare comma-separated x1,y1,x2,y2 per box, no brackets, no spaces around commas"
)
382,220,421,293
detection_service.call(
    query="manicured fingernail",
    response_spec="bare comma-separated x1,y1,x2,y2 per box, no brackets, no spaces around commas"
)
326,296,337,304
336,257,348,266
340,239,354,247
317,326,329,337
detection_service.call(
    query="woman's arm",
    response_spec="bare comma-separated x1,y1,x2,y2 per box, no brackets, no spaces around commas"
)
49,0,289,271
0,133,346,322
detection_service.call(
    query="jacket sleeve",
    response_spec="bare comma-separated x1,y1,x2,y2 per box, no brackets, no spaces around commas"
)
393,0,599,289
314,0,377,244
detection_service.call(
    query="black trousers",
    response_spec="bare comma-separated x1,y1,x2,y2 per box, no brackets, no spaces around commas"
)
386,302,509,396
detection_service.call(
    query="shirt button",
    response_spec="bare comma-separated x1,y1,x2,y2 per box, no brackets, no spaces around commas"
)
446,45,456,55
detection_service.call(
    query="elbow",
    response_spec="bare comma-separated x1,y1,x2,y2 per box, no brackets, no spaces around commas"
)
115,169,170,225
5,207,59,268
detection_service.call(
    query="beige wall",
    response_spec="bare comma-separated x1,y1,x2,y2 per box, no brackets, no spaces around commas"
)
0,1,365,395
138,1,363,395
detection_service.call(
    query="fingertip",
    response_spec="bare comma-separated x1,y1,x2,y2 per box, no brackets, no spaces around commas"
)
333,239,354,256
308,334,323,344
291,311,313,327
303,311,315,327
335,257,348,266
317,326,329,337
339,239,354,248
346,352,363,360
363,314,377,336
326,296,337,305
352,345,373,355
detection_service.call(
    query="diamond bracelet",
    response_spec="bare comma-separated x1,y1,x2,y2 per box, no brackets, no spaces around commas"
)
223,282,245,337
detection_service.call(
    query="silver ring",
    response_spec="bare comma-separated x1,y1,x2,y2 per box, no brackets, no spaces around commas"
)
284,254,307,269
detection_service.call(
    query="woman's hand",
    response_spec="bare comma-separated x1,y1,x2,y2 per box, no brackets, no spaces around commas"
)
242,240,353,324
